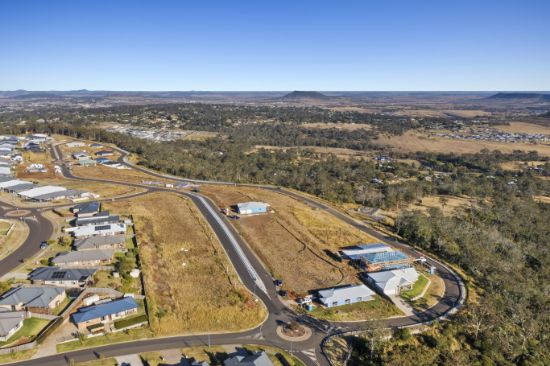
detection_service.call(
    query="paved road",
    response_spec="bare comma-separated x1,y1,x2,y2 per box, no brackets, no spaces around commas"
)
0,143,466,366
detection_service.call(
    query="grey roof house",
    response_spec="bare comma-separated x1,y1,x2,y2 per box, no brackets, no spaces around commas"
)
29,267,97,288
0,311,26,342
0,286,66,313
74,234,126,251
72,201,100,217
224,351,274,366
52,249,115,267
317,284,375,308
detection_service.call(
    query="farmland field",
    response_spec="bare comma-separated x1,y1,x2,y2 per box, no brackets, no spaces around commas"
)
375,131,550,156
102,192,266,335
201,186,379,295
494,122,550,135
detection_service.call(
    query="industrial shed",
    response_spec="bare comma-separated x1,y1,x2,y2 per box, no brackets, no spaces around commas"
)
18,185,66,199
236,202,270,215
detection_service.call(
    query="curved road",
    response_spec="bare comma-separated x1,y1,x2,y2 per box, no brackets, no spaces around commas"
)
0,143,466,366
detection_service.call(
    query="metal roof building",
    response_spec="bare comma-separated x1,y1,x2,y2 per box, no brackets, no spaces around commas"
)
31,189,86,201
366,268,420,295
0,311,25,342
74,234,126,251
29,267,97,287
236,202,269,215
0,286,65,310
52,249,115,267
67,223,126,238
317,284,375,308
340,243,393,260
71,297,138,324
18,185,66,199
0,179,31,190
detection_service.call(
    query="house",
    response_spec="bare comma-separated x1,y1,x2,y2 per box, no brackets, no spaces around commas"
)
101,161,122,169
78,158,97,167
66,141,86,148
31,189,91,202
66,223,126,238
5,183,35,193
95,157,110,164
74,212,120,227
224,351,274,366
365,267,420,296
236,202,269,215
0,286,66,313
71,297,138,332
340,243,393,260
52,249,115,267
360,250,412,272
317,284,375,308
74,234,126,251
29,267,97,288
95,150,114,157
72,152,90,160
72,201,100,217
90,143,103,148
0,311,26,342
18,185,66,200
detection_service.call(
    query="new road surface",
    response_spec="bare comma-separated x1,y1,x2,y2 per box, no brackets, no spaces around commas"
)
0,142,466,366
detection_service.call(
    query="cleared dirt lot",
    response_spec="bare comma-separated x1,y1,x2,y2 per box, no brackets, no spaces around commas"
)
375,131,550,157
71,165,171,185
301,122,372,131
201,186,379,295
103,192,266,335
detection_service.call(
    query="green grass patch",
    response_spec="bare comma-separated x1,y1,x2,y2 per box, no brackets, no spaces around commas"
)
56,328,153,353
114,314,147,330
53,296,72,315
307,295,402,321
0,348,36,363
401,274,429,301
75,358,117,366
0,318,50,347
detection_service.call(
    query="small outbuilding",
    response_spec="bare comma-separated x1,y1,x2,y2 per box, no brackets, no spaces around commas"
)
236,202,269,215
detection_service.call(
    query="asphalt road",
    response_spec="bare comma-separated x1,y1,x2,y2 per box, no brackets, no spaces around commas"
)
0,143,466,366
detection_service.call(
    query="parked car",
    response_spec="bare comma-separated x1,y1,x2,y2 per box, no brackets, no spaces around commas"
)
39,241,49,250
274,279,283,287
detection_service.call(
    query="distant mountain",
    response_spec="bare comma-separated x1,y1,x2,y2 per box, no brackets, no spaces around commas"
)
487,92,550,100
280,91,332,101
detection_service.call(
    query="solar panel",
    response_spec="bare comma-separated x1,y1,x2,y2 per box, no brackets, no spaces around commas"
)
95,225,110,231
52,271,67,279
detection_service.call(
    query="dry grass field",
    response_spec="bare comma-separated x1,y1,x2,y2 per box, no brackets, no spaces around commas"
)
0,220,29,260
381,195,475,224
499,160,546,171
375,131,550,157
201,186,379,295
102,192,266,335
494,122,550,135
71,165,171,185
301,122,372,131
442,109,491,118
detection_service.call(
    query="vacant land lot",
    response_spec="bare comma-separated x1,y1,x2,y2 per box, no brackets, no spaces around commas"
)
0,219,29,260
494,122,550,135
302,122,372,131
102,192,265,335
252,145,370,160
72,165,171,185
201,186,379,295
375,131,550,157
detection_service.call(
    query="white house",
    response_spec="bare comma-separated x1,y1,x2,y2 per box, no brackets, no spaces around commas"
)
66,223,127,238
340,243,393,260
317,284,375,308
366,267,420,295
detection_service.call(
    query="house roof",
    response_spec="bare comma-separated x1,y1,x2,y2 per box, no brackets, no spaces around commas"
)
75,214,120,227
29,267,97,282
52,249,115,265
71,297,138,324
73,201,100,214
0,311,25,338
6,183,35,192
224,352,273,366
318,284,375,303
74,234,126,250
367,268,419,293
0,286,65,308
361,250,409,264
340,243,393,259
69,223,126,238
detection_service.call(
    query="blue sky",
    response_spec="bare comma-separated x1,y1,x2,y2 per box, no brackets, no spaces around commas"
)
0,0,549,91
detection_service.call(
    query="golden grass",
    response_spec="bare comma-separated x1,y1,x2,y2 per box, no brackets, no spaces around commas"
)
533,195,550,204
442,109,491,118
102,192,266,335
499,160,546,171
494,122,550,135
382,195,474,221
301,122,372,131
0,219,29,260
201,186,379,295
21,151,52,165
375,131,550,157
71,165,170,185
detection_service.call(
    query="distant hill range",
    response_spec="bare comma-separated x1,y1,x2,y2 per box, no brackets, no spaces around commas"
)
487,92,550,101
279,91,332,101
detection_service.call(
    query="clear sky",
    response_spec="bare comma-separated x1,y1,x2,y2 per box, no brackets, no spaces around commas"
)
1,0,549,91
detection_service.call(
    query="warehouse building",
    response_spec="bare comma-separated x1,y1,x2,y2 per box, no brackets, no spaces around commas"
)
236,202,270,215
